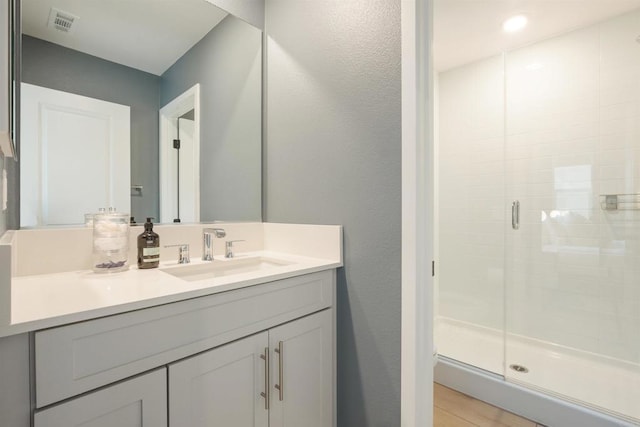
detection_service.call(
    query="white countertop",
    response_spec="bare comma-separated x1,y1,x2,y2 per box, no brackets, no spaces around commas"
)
4,251,341,337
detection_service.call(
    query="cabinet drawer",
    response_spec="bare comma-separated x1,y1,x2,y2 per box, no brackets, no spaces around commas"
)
35,270,334,407
34,368,167,427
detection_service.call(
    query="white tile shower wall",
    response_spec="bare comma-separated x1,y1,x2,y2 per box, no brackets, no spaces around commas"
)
439,8,640,365
438,54,505,335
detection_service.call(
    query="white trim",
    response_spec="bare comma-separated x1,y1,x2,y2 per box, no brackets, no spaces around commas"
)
0,0,16,159
401,0,433,426
159,84,201,223
435,357,637,427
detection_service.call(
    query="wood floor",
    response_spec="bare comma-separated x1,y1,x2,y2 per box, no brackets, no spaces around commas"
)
434,383,545,427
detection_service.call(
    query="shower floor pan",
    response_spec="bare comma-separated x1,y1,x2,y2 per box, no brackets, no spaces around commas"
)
436,318,640,424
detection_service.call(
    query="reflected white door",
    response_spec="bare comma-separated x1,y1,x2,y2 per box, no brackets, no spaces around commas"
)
21,83,130,227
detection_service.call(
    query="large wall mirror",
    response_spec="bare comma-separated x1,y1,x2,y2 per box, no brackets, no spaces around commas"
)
19,0,262,228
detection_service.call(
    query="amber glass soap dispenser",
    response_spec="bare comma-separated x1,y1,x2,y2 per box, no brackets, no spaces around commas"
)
137,218,160,269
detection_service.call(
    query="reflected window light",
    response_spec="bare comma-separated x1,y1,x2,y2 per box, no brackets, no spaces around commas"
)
549,210,571,219
541,211,547,222
553,165,593,220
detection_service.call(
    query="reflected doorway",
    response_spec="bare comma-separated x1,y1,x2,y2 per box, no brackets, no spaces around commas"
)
159,84,200,224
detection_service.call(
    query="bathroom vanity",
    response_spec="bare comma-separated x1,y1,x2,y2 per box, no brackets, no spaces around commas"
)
0,0,343,425
0,222,342,427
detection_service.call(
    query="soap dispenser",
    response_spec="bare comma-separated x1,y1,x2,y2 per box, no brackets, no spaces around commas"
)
137,218,160,269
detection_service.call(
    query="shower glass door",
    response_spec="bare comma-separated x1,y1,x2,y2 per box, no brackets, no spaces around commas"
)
504,9,640,423
436,54,506,376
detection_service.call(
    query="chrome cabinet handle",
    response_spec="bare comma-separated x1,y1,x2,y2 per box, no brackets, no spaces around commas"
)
512,200,520,230
274,341,284,401
260,347,269,410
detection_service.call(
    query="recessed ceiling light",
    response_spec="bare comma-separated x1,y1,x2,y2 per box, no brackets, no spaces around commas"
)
503,15,528,33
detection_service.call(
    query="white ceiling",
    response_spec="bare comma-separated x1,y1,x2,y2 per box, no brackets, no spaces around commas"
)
434,0,640,71
22,0,229,75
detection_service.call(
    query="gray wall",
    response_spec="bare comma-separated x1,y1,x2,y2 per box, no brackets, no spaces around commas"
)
264,1,401,425
21,35,161,223
161,15,262,222
0,333,30,427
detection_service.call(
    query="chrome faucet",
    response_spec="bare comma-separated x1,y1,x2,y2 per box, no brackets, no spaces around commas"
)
203,228,226,261
164,243,190,264
225,240,245,258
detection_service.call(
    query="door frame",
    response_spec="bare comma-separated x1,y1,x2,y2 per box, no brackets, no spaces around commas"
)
159,84,201,223
401,0,434,426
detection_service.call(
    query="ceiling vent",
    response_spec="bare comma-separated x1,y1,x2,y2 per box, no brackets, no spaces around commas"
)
47,7,79,34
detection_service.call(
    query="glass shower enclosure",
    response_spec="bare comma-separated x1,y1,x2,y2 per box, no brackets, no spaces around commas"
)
436,7,640,424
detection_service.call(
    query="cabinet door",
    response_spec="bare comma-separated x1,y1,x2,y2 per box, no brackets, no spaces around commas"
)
33,369,166,427
169,331,269,427
269,309,333,427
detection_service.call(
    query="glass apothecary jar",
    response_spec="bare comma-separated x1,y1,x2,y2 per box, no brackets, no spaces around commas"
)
92,212,130,273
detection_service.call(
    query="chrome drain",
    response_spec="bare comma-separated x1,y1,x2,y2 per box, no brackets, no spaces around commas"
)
509,364,529,373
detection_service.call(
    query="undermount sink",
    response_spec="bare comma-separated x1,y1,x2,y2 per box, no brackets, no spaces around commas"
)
160,256,294,282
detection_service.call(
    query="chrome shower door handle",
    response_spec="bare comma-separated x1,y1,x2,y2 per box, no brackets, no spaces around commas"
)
512,200,520,230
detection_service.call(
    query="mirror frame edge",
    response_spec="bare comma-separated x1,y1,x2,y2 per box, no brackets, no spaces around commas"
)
6,0,20,230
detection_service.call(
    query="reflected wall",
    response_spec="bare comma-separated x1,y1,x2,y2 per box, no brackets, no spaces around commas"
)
161,15,262,222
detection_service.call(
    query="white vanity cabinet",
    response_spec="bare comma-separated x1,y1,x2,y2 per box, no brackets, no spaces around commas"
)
169,309,333,427
31,270,336,427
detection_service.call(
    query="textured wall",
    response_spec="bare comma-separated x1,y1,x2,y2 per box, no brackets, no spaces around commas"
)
161,15,262,222
21,35,161,223
0,333,30,427
264,1,401,425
